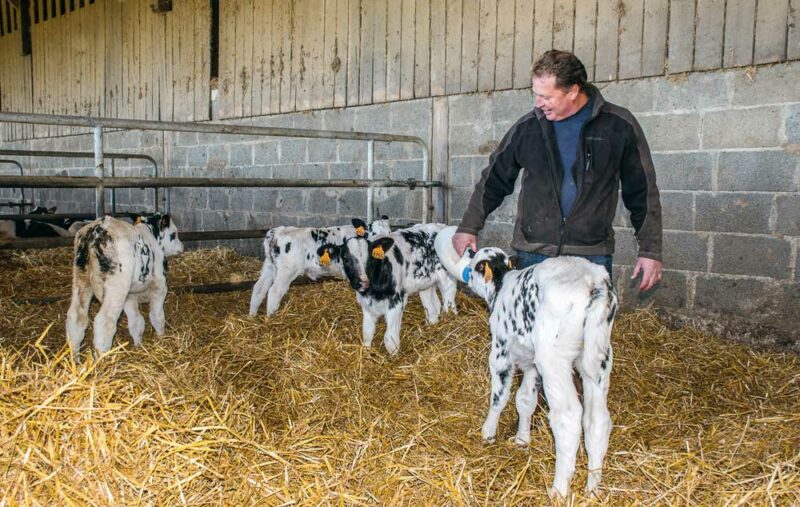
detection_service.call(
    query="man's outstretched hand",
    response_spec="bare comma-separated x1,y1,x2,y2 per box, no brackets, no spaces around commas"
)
452,232,478,257
632,257,662,292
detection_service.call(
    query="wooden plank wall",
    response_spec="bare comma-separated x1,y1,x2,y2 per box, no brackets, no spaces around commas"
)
213,0,800,119
2,0,800,138
1,0,209,141
0,0,33,141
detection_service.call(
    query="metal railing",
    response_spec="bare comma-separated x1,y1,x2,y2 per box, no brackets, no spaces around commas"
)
0,111,442,251
0,148,160,214
0,111,440,225
0,158,28,209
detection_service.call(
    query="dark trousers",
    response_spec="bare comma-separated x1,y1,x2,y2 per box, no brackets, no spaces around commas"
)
515,251,613,279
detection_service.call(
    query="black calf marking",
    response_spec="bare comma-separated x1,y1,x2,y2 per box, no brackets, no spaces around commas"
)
137,239,152,282
272,244,280,257
392,246,404,266
285,242,292,253
310,229,330,244
607,300,617,324
400,230,438,279
388,291,405,310
75,224,116,274
492,368,511,407
600,349,609,371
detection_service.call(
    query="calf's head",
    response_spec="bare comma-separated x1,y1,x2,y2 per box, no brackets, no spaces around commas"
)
351,215,391,238
317,236,396,295
135,213,184,256
468,247,517,300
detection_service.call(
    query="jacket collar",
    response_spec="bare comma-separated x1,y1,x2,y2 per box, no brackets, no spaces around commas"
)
533,84,606,121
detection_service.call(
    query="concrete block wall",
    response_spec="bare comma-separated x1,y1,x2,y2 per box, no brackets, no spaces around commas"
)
3,61,798,342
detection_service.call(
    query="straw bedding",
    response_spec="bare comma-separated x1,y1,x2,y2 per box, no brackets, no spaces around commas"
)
1,247,798,505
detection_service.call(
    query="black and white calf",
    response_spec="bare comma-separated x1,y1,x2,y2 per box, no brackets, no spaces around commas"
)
0,206,87,239
317,223,457,355
466,249,617,498
65,213,184,359
249,217,391,316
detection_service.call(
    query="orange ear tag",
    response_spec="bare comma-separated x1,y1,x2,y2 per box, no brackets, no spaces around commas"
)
484,264,493,283
319,250,331,266
134,216,143,225
355,226,366,237
372,245,385,260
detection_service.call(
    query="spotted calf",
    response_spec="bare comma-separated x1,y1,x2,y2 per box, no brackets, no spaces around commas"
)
65,213,184,359
0,206,87,240
466,249,617,499
317,223,457,355
249,217,391,316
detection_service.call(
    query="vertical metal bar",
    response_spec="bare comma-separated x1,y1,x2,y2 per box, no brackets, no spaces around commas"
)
421,145,430,224
93,125,105,217
367,140,374,224
110,158,116,214
153,161,159,212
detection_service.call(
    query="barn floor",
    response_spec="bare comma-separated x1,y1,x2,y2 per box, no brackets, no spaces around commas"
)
1,248,798,505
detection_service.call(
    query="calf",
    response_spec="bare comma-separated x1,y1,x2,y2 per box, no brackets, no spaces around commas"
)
0,206,82,239
466,249,617,499
317,223,457,355
249,217,391,316
65,213,184,359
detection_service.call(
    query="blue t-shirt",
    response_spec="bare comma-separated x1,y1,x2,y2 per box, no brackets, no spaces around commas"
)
553,97,593,217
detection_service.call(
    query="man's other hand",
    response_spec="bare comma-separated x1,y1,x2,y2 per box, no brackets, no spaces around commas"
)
452,232,478,257
632,257,662,292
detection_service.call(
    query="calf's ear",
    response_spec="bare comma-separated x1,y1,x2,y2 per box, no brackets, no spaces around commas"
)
352,218,368,237
507,255,519,269
316,244,340,265
158,213,171,231
370,237,394,260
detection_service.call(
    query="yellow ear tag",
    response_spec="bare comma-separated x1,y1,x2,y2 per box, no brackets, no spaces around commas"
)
355,226,366,237
372,245,385,260
484,264,493,283
134,216,143,225
319,250,331,266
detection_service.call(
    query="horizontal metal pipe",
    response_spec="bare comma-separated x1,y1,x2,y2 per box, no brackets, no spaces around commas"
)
0,149,158,166
181,230,266,241
0,229,267,250
0,213,97,221
0,111,426,148
0,212,151,221
0,222,421,250
13,281,257,304
11,278,345,305
0,175,441,189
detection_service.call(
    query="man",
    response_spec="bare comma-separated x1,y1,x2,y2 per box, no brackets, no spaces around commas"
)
453,50,662,291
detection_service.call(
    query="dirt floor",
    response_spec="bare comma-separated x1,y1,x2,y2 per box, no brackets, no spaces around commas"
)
1,247,798,505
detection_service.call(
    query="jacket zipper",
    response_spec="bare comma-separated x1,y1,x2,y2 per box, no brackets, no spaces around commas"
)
558,122,593,255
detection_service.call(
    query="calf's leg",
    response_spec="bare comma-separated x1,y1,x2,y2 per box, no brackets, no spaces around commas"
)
65,271,93,360
124,296,146,346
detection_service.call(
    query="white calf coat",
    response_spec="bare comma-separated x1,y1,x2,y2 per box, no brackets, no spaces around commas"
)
467,249,617,498
65,214,184,359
